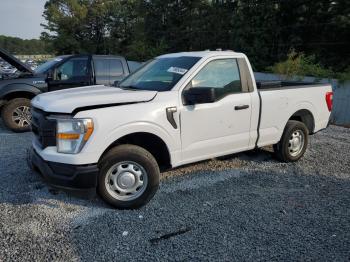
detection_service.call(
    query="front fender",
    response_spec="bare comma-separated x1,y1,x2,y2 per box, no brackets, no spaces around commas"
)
109,121,176,149
36,122,179,166
75,120,178,166
0,83,42,99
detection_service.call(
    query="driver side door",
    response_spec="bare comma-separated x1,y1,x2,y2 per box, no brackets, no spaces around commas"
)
48,55,92,91
180,58,252,163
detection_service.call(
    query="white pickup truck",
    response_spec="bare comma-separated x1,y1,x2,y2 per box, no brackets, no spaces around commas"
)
30,51,333,209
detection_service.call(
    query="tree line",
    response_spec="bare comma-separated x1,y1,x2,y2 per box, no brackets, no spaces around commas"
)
0,35,51,55
1,0,349,74
41,0,349,73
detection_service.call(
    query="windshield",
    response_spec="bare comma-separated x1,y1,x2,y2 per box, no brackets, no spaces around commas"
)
34,56,66,74
119,56,201,91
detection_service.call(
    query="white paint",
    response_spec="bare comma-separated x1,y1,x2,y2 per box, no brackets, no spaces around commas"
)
33,51,332,169
32,85,157,113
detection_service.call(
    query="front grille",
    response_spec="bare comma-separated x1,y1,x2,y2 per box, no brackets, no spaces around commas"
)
31,107,57,148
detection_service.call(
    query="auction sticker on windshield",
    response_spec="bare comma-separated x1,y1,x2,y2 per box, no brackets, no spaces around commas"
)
167,67,188,75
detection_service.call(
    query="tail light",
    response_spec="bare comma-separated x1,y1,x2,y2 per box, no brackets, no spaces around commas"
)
325,91,333,112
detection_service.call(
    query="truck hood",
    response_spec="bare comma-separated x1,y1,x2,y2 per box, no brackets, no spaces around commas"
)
0,47,34,74
31,85,157,114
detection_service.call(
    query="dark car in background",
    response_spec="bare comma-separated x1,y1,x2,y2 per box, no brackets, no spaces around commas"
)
0,48,141,132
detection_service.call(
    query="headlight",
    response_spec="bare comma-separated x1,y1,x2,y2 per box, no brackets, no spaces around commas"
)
56,118,94,154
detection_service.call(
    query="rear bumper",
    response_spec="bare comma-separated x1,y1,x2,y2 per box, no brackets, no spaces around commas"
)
30,147,99,190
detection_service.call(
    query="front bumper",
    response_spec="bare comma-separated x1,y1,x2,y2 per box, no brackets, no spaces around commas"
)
30,147,99,190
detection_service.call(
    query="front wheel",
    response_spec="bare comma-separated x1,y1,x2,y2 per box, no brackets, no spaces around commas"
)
1,98,32,132
273,120,309,162
98,144,160,209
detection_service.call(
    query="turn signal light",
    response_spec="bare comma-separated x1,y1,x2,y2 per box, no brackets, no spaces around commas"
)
83,120,94,141
57,133,80,140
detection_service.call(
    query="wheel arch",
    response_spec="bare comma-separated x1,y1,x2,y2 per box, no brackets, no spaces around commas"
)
99,132,172,171
2,91,37,101
0,84,41,101
288,109,315,134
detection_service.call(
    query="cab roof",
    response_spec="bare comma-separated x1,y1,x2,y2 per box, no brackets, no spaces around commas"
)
157,50,244,59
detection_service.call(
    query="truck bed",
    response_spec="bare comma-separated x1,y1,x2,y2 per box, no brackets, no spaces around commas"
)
253,81,332,148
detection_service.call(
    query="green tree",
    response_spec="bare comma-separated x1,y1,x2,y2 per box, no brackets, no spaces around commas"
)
40,0,349,72
230,1,283,71
276,0,350,72
41,0,117,54
0,35,50,55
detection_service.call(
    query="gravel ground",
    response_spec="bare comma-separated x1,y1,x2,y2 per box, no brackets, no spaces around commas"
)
0,120,349,261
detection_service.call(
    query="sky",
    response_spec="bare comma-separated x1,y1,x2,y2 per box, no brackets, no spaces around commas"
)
0,0,47,39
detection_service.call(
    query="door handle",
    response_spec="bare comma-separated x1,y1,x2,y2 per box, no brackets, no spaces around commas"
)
234,105,249,110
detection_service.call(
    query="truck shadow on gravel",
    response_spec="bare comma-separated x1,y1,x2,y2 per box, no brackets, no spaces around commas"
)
0,142,276,208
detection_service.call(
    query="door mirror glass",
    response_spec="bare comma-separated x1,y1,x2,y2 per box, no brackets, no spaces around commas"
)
183,87,216,105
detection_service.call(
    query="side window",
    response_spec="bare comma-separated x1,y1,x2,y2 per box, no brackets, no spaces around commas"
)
56,56,89,81
94,58,109,77
190,58,242,99
110,59,124,77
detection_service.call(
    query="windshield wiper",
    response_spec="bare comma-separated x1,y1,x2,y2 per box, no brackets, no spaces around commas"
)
119,85,140,91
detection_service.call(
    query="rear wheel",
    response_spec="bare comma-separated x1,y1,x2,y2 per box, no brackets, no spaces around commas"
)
98,144,160,209
273,120,309,162
1,98,32,132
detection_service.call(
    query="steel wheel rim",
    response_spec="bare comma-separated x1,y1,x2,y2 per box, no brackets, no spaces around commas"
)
12,106,32,127
288,130,305,157
105,161,148,201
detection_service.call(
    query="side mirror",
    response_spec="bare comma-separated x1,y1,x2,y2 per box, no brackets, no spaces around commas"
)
46,69,54,82
183,87,216,105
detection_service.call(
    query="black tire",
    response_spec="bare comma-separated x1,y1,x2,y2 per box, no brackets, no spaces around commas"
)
98,144,160,209
1,98,32,132
273,120,309,162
